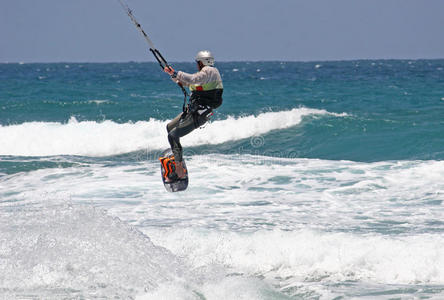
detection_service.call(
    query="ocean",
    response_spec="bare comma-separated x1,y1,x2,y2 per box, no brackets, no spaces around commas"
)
0,60,443,299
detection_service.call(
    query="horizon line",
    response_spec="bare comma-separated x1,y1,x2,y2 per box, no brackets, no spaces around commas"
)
2,57,444,64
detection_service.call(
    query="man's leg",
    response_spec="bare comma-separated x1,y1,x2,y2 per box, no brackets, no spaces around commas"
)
167,112,183,133
166,109,212,179
167,112,196,178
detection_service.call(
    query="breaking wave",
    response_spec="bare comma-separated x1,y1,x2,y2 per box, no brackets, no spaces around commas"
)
0,108,346,157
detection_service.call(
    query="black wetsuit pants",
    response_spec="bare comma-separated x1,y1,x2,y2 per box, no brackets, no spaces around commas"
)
166,107,212,162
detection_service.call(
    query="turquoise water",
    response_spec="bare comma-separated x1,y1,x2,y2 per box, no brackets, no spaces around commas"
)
1,60,443,162
1,60,444,299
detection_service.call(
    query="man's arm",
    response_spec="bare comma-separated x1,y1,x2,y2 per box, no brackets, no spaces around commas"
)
176,69,207,85
164,67,208,86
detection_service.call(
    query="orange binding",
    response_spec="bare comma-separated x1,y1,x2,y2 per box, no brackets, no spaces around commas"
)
159,156,176,180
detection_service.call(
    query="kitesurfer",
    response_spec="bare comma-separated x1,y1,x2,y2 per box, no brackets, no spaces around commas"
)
163,50,223,180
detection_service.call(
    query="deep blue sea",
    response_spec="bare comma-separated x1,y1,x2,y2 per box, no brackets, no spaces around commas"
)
1,60,444,299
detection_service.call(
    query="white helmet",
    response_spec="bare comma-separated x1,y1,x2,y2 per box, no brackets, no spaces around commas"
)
195,50,215,66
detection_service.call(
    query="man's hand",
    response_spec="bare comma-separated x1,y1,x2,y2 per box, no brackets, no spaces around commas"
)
164,66,176,77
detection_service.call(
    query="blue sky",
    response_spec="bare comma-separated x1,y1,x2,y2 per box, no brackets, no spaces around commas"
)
1,0,443,63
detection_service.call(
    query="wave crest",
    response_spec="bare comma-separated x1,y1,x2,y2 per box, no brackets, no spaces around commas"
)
0,108,345,157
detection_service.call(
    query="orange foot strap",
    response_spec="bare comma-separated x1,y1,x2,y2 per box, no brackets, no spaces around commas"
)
159,156,176,180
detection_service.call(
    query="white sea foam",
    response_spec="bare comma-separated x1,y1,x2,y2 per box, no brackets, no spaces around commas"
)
1,155,444,298
137,276,274,300
146,228,444,286
0,205,182,298
0,108,345,157
2,156,443,234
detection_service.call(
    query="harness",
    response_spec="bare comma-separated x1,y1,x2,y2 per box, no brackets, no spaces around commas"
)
186,100,213,128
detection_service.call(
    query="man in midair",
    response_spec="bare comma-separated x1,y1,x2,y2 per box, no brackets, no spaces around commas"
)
162,50,223,181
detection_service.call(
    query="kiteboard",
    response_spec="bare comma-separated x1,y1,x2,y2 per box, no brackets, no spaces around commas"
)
159,148,188,192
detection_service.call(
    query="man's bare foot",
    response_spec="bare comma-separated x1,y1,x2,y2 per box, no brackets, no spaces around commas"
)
175,161,187,179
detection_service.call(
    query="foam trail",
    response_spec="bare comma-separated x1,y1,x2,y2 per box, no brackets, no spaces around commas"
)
0,108,344,157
